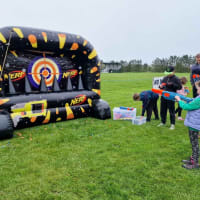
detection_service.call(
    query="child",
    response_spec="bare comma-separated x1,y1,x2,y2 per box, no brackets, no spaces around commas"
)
133,90,159,122
175,77,189,120
175,81,200,169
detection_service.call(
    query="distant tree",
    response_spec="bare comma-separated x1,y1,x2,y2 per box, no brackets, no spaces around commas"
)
100,62,106,71
103,54,196,73
151,58,168,72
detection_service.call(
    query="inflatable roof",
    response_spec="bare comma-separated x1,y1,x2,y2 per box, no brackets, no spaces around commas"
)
0,26,111,139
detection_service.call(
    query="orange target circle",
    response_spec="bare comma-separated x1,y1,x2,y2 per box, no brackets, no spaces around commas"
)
28,56,62,88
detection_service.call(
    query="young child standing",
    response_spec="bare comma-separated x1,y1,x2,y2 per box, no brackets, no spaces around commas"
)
133,90,159,122
175,81,200,170
175,77,189,120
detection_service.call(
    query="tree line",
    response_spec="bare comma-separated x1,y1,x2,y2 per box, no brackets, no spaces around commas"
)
109,55,195,73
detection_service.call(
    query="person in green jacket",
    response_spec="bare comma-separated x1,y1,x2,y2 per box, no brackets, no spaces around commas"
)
175,81,200,169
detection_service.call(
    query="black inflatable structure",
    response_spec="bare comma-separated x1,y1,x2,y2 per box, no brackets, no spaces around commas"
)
0,26,111,139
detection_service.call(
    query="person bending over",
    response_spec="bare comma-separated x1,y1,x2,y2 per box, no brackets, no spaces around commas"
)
133,90,159,122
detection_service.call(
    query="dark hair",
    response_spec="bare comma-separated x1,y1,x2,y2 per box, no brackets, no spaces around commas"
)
180,77,187,85
133,93,140,101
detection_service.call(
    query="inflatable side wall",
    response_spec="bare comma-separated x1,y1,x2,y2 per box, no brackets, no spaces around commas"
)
0,26,111,139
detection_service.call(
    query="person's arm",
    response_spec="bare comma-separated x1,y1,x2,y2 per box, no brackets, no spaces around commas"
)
159,77,167,89
190,65,194,85
173,77,182,91
190,72,194,86
178,98,200,111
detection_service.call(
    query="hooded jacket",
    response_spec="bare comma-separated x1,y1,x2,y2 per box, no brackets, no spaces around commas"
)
160,75,182,92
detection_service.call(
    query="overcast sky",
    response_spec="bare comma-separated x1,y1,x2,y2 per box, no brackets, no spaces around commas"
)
1,0,200,64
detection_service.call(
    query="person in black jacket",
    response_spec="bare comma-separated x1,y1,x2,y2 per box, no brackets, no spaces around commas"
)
157,66,182,130
190,53,200,98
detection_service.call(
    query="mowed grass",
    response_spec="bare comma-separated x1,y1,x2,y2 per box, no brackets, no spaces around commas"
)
1,72,200,200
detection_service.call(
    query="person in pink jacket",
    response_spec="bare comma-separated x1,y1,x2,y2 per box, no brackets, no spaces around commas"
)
175,77,189,120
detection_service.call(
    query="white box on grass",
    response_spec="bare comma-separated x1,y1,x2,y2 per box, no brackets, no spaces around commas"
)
113,107,136,120
132,116,146,125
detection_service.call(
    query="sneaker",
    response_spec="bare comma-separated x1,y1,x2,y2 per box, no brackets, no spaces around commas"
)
169,124,175,130
157,123,165,127
178,117,184,120
182,163,199,170
182,156,194,165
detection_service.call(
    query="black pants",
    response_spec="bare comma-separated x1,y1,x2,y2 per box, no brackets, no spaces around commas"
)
189,129,199,163
175,104,182,117
160,97,175,125
193,85,198,98
146,98,159,121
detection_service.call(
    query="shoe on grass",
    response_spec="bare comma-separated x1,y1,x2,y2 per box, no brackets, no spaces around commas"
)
182,163,199,170
157,123,165,127
178,117,184,120
182,156,193,165
169,124,175,130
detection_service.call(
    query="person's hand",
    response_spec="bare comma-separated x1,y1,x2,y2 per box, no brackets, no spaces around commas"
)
175,96,181,101
140,116,143,120
159,83,166,89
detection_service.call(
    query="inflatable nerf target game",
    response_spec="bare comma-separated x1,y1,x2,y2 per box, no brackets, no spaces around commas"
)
0,26,111,139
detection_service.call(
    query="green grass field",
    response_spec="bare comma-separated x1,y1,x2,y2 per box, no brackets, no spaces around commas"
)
1,72,200,200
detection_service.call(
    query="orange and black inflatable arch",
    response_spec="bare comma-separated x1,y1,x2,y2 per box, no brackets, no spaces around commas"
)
0,26,111,139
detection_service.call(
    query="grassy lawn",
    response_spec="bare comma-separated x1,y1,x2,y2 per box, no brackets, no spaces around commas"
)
1,72,200,200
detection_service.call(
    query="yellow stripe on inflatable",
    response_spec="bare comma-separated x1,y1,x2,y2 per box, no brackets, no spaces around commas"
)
28,34,37,48
42,32,47,43
83,40,88,46
92,89,101,96
0,32,6,43
56,117,61,121
42,110,51,124
90,66,98,73
88,49,97,59
10,51,18,57
65,103,74,119
13,28,24,38
58,34,66,49
80,107,85,113
87,98,92,107
0,98,10,105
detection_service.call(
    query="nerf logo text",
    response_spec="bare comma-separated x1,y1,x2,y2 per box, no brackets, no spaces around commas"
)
70,95,87,106
63,69,78,78
4,71,26,81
